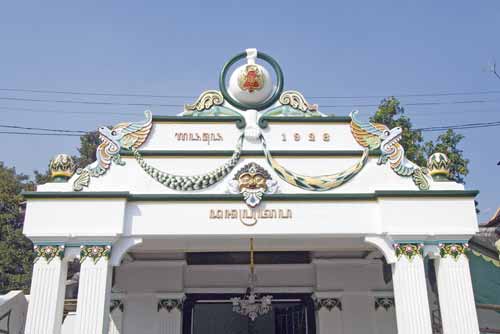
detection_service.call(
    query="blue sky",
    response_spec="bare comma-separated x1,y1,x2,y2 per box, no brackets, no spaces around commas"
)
0,1,499,222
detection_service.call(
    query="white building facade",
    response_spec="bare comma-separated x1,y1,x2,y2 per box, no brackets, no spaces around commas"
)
21,49,480,334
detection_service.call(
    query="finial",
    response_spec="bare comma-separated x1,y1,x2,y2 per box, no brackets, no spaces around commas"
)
49,154,75,182
427,152,450,181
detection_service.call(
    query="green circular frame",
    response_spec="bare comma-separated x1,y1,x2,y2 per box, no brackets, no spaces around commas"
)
219,51,284,111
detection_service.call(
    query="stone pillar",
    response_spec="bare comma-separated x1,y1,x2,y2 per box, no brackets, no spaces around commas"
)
25,245,67,334
157,298,183,334
434,243,479,334
74,245,113,334
314,296,343,334
391,243,433,334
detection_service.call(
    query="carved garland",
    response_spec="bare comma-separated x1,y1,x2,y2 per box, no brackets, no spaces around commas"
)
80,245,111,264
134,135,244,191
34,245,65,263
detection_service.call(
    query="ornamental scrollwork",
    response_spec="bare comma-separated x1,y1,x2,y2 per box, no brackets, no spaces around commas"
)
80,245,111,264
394,243,424,261
439,243,469,260
315,298,342,312
184,90,224,112
278,91,320,114
374,297,395,311
157,299,183,313
350,111,430,190
110,299,124,313
34,245,65,263
73,110,153,191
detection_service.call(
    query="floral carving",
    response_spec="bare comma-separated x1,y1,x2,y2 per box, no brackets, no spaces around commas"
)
34,245,65,263
375,297,395,311
439,243,468,260
315,298,342,311
157,299,183,312
80,245,111,264
394,243,424,261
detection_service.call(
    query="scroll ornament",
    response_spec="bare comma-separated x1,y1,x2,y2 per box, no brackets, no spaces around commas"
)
73,110,153,191
350,111,430,190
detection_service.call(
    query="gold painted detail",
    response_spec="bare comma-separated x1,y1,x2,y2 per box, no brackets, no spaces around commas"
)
184,90,224,113
350,111,430,190
227,162,278,208
281,132,331,142
238,64,264,93
135,135,244,191
427,152,450,180
439,243,468,260
73,111,153,191
34,245,65,263
80,245,111,264
394,243,424,261
210,208,292,227
261,134,368,191
279,91,318,113
50,154,75,180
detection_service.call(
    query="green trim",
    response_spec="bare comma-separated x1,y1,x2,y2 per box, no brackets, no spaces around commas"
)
119,149,382,157
22,191,130,199
22,190,479,201
258,116,352,129
219,51,284,111
152,116,246,129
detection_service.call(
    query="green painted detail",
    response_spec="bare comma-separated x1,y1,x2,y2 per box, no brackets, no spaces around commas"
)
182,105,242,117
34,244,65,263
152,115,246,129
80,245,111,264
119,149,382,157
439,243,469,260
22,190,479,200
394,243,424,261
258,115,351,129
219,51,284,111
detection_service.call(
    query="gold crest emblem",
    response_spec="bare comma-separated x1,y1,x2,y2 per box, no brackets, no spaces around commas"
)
238,65,264,93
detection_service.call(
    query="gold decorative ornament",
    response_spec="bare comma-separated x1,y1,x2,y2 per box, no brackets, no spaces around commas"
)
49,154,75,182
279,91,318,113
427,152,450,181
183,90,224,113
238,64,264,93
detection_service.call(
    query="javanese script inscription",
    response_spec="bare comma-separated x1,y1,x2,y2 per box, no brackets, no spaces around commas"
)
175,132,223,145
281,132,330,142
209,208,293,226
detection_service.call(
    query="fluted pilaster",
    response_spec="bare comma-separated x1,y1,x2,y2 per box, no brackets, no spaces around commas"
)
392,244,432,334
435,246,479,334
25,251,67,334
74,253,112,334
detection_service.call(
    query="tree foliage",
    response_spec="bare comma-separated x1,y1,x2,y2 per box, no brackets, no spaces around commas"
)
371,97,469,183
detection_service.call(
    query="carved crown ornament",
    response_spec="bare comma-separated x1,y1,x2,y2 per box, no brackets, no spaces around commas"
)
69,49,445,195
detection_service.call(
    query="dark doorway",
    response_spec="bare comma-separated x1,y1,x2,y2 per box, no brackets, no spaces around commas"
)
183,294,316,334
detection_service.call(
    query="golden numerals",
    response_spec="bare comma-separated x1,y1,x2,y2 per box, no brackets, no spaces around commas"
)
281,132,331,142
175,132,223,145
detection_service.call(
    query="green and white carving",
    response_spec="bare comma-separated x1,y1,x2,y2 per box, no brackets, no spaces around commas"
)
394,243,424,261
439,243,468,260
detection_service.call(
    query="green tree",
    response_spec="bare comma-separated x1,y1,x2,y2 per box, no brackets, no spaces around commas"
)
0,163,35,294
371,97,469,183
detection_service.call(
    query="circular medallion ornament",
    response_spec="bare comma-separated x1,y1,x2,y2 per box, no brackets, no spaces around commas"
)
219,49,284,111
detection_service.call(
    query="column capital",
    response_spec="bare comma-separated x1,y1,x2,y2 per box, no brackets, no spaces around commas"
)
33,244,65,263
80,244,112,264
374,297,395,311
313,296,342,312
157,298,184,313
393,242,424,261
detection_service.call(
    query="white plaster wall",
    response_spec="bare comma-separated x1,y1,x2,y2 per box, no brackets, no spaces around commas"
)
0,291,27,334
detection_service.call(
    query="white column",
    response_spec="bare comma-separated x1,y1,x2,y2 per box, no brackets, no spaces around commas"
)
74,246,113,334
315,296,343,334
391,244,433,334
25,247,67,334
434,244,479,334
